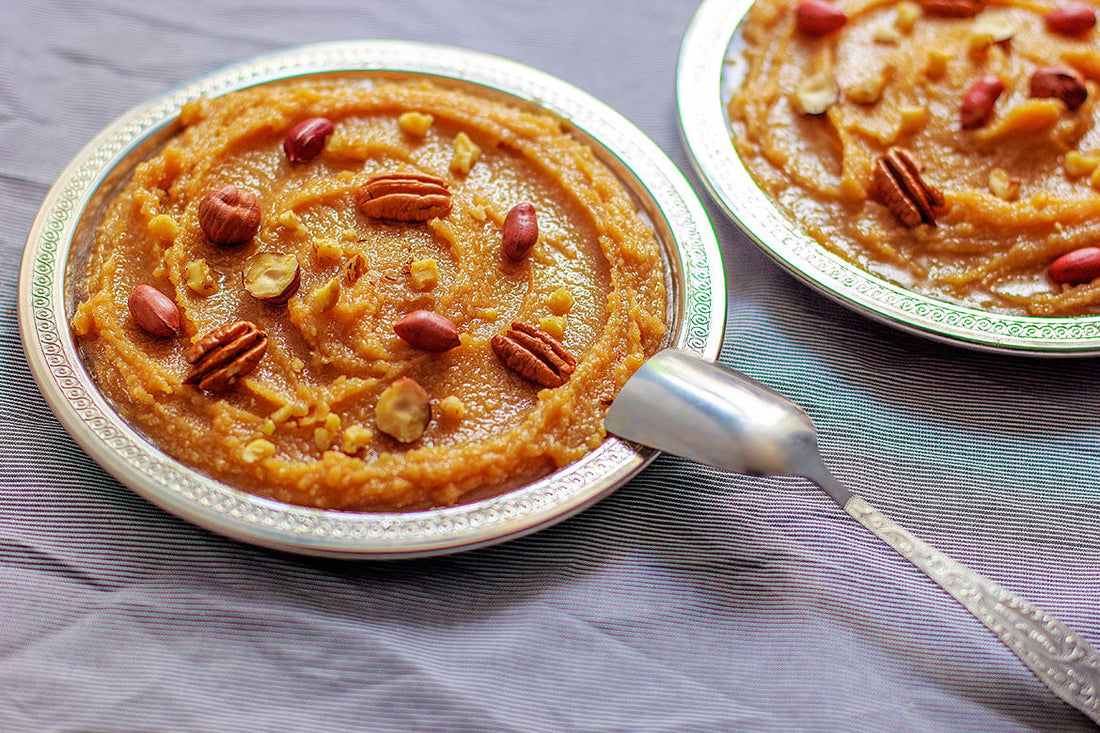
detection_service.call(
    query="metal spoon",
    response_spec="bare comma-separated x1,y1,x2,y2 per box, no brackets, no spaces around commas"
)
604,348,1100,724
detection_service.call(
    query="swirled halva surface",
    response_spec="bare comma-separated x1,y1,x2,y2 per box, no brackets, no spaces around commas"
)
74,77,666,510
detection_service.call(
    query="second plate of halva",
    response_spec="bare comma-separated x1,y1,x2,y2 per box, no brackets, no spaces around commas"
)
679,0,1100,354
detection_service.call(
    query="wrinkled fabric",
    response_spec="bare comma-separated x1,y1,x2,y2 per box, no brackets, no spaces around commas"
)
2,1,1098,731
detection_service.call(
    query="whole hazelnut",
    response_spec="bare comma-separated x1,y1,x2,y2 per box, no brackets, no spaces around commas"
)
128,284,181,337
284,117,335,164
198,185,262,245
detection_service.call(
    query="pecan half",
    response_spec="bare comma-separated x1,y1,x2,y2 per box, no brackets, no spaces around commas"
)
491,321,577,388
919,0,983,16
356,172,452,222
184,320,268,392
872,147,946,227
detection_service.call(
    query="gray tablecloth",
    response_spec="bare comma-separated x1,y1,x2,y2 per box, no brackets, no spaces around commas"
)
3,1,1098,731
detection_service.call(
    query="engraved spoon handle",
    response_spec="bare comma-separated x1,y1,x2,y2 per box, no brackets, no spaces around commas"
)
605,350,1100,723
845,495,1100,724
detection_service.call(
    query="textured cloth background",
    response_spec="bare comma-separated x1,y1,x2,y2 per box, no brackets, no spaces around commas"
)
2,1,1099,731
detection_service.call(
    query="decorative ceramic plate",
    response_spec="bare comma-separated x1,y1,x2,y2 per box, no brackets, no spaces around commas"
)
18,41,724,558
677,0,1100,355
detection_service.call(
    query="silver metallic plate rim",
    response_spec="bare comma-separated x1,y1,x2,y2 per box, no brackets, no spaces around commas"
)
677,0,1100,356
18,41,725,558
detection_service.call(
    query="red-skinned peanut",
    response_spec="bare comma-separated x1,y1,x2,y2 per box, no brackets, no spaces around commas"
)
283,117,335,164
960,77,1005,129
1046,3,1097,35
394,310,461,352
1050,247,1100,285
795,0,848,35
502,202,539,262
128,284,181,337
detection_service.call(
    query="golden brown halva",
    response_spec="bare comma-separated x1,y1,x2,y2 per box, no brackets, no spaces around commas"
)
73,77,666,510
731,0,1100,315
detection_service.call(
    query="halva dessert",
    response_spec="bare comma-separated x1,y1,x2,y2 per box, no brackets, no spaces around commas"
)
730,0,1100,315
72,76,666,511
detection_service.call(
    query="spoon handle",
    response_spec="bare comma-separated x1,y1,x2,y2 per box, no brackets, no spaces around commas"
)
845,495,1100,724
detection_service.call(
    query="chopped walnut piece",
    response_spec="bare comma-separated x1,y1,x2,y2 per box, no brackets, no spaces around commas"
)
895,1,922,31
793,73,839,115
340,424,373,454
1066,152,1099,178
312,276,341,313
398,111,434,136
344,254,367,285
988,169,1020,200
147,214,178,242
548,287,574,315
437,396,466,422
408,258,439,291
242,438,275,464
184,258,218,296
312,238,343,261
450,132,482,175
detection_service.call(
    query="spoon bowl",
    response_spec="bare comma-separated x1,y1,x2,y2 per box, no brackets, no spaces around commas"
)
605,348,849,504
